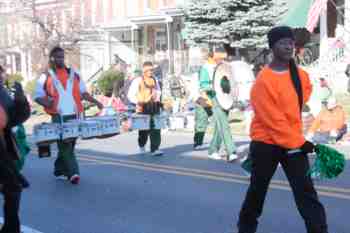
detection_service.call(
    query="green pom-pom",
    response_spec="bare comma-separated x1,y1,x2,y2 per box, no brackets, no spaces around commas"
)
309,144,346,179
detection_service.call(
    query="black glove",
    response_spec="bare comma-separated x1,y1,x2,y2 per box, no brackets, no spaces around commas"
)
300,141,315,154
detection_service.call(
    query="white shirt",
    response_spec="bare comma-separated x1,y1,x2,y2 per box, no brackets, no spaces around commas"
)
34,69,87,99
127,76,161,104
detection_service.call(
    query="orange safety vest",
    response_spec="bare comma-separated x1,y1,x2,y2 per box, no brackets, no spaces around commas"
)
136,77,158,113
43,68,83,115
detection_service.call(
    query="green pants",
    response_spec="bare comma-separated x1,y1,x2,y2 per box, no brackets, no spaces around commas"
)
138,116,161,152
52,115,79,178
194,105,212,147
208,98,236,155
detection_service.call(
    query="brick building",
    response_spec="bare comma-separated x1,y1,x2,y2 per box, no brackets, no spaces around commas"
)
0,0,186,83
79,0,186,83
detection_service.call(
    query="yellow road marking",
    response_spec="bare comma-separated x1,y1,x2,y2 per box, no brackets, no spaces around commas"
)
78,155,350,200
77,153,350,194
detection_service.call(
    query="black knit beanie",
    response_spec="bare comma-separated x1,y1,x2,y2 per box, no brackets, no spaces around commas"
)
267,26,295,49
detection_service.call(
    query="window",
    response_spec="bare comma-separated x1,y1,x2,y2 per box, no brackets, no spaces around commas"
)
155,27,167,51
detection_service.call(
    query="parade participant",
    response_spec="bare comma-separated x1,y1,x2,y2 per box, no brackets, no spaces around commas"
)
198,47,238,161
193,48,214,150
307,97,347,144
127,61,163,156
0,65,31,233
3,74,31,178
34,46,103,184
237,26,328,233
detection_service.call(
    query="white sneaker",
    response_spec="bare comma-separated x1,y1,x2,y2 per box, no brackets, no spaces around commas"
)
227,153,239,162
55,175,68,180
208,152,222,160
194,144,205,150
151,150,163,156
139,147,146,154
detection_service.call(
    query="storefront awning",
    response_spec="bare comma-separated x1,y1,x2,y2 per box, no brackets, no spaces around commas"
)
280,0,313,28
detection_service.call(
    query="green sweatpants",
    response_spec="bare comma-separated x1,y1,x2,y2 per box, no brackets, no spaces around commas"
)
138,116,161,152
194,105,212,147
52,115,79,178
208,98,236,155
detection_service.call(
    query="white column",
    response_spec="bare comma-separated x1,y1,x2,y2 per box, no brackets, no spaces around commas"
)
6,55,11,74
103,32,111,69
319,3,328,62
27,52,33,80
11,54,16,74
61,10,67,34
103,0,108,24
91,0,96,26
165,16,173,74
80,0,85,26
344,0,350,58
131,23,138,70
20,51,27,80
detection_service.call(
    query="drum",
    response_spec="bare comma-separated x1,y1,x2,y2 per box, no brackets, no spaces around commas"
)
153,114,168,129
80,120,102,139
61,121,80,141
33,123,60,145
131,114,151,130
168,115,186,130
95,116,120,138
185,114,195,130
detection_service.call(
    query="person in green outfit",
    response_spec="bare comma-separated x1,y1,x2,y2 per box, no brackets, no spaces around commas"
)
197,47,238,161
34,46,103,184
193,48,215,150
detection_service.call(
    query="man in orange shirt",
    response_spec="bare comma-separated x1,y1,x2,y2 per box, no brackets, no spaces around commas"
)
35,46,103,185
237,26,328,233
307,97,347,143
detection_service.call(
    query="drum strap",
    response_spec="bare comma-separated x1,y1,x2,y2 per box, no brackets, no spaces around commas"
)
48,68,78,118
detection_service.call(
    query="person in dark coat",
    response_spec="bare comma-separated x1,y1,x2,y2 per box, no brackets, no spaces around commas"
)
0,65,31,233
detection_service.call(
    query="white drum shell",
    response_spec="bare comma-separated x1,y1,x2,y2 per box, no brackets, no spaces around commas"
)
95,116,120,135
80,120,102,139
131,114,151,130
185,114,195,129
169,116,186,130
33,123,60,144
61,122,80,140
154,114,168,129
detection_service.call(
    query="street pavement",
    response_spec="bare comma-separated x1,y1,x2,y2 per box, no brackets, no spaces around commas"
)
2,131,349,233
